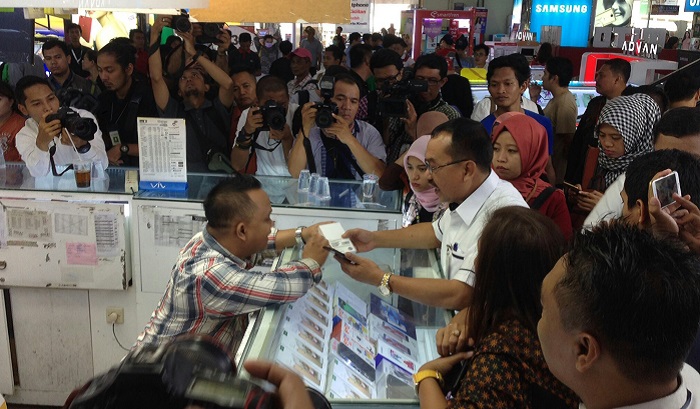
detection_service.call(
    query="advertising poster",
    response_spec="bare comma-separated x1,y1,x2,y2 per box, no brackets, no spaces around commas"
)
594,0,633,27
530,0,593,46
350,0,371,34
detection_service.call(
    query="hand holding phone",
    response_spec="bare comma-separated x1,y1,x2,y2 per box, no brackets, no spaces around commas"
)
652,171,682,208
323,246,357,264
563,181,582,194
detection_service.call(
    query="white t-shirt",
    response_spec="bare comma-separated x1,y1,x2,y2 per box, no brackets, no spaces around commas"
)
16,108,108,178
235,103,299,177
432,171,528,285
583,173,626,230
471,96,540,122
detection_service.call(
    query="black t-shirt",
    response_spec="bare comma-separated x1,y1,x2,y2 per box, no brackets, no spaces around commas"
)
228,47,261,73
269,57,294,83
95,77,158,166
68,45,92,79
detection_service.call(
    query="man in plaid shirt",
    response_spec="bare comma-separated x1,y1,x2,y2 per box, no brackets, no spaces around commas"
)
135,175,330,352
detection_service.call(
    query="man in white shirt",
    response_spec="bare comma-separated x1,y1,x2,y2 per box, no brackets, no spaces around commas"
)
338,117,527,310
15,76,108,177
538,222,700,409
231,75,298,176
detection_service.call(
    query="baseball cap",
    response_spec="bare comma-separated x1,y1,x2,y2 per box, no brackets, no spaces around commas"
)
455,35,468,50
291,48,312,60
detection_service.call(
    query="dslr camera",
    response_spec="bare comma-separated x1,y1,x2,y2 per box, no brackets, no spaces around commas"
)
197,22,225,44
171,10,192,33
67,335,278,409
258,100,287,131
314,76,338,128
377,69,428,118
45,87,99,141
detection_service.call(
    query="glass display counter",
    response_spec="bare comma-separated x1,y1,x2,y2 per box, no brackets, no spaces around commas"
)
238,247,449,408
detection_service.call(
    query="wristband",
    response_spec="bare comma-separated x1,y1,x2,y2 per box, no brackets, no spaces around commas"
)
192,50,204,63
148,42,160,57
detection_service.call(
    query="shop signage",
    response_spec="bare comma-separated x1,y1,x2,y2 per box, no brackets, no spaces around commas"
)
620,28,665,58
686,0,700,11
651,4,680,14
530,0,592,46
351,1,370,34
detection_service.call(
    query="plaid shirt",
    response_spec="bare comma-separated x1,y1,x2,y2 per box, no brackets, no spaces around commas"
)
135,227,322,352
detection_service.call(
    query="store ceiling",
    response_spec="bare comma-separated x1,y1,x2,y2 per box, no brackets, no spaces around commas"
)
189,0,351,24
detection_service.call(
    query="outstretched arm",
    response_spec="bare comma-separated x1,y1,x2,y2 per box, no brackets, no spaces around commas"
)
148,15,171,111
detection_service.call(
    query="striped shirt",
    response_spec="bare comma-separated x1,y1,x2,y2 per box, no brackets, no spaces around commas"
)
135,227,322,352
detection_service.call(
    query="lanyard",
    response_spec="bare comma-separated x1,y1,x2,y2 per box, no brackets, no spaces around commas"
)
71,47,83,64
681,389,692,409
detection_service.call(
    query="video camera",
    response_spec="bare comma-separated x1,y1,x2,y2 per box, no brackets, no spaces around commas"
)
171,10,192,33
258,100,287,132
68,335,276,409
45,88,99,141
377,69,428,118
314,76,338,128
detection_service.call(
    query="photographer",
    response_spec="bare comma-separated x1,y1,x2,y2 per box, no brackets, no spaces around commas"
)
231,75,298,176
149,15,235,172
15,76,108,177
288,74,386,180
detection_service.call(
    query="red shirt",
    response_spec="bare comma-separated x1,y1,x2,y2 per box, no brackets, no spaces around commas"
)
0,112,26,162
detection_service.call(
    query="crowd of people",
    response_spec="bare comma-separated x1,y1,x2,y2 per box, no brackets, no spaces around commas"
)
3,16,700,409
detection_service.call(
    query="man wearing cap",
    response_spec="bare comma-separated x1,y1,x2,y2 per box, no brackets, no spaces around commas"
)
300,27,324,71
288,47,321,103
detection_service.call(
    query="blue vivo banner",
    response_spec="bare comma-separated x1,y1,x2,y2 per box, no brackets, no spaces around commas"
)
687,0,700,12
530,0,593,46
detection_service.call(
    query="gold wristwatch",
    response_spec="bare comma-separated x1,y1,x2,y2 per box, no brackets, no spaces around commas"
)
413,369,443,395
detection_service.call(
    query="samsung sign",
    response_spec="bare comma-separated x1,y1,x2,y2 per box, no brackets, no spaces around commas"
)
530,0,593,46
687,0,700,12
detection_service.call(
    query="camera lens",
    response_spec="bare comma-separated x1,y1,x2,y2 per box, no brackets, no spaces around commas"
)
316,110,333,128
202,23,220,37
175,17,191,33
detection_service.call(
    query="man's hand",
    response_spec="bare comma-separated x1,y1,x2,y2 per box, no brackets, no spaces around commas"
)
337,253,384,285
341,228,376,252
36,112,62,151
300,102,317,137
576,189,603,212
675,194,700,254
269,124,293,142
216,29,231,51
179,31,197,59
402,100,418,140
528,83,542,102
436,308,470,357
324,114,354,145
243,360,314,409
151,15,171,44
244,107,263,134
107,145,124,166
301,233,329,266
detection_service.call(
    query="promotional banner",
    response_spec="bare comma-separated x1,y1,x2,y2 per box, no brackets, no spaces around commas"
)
686,0,700,12
530,0,592,46
593,0,633,27
350,0,370,34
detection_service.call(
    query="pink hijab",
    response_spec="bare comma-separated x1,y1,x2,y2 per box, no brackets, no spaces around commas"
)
491,112,551,200
403,135,442,212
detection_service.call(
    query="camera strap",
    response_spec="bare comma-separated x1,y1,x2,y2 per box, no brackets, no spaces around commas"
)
49,143,74,177
182,103,229,162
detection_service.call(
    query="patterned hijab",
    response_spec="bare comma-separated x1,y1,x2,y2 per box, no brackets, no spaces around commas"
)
492,112,551,200
596,94,659,188
404,135,442,212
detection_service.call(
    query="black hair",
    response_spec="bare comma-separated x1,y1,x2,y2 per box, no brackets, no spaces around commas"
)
349,32,362,43
654,107,700,140
369,48,403,72
414,53,448,79
324,65,349,77
230,64,256,78
98,40,136,70
349,44,373,69
469,207,565,343
15,75,52,106
371,33,383,42
42,39,69,57
279,40,293,55
431,117,493,171
333,73,360,94
325,45,343,62
0,81,17,113
256,75,287,100
239,32,252,43
129,28,144,40
381,34,401,49
624,149,700,217
664,71,700,104
203,175,262,229
263,34,273,41
603,58,632,83
473,44,490,55
84,49,98,63
623,85,669,114
362,33,371,43
535,42,553,65
545,57,573,87
67,23,82,35
487,53,531,85
558,222,700,383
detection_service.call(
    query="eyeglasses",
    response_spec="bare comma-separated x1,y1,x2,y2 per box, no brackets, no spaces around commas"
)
415,76,442,86
375,73,399,86
425,159,469,173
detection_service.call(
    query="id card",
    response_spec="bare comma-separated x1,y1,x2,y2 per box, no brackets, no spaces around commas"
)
109,130,122,145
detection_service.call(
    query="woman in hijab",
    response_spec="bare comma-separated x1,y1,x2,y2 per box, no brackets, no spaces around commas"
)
573,93,659,215
401,135,445,226
492,112,572,240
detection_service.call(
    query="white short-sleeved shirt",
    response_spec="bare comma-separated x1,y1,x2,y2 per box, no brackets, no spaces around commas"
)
433,171,528,285
235,103,299,177
471,96,541,122
583,173,626,230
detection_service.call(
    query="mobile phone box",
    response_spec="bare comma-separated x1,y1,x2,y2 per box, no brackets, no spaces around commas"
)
375,358,415,399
